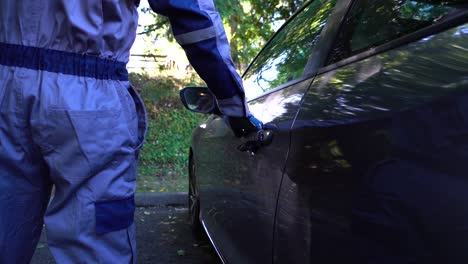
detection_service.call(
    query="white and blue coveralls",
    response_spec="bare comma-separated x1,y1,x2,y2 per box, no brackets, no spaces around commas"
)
0,0,249,263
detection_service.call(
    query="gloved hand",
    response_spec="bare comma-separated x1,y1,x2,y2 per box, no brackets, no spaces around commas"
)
225,113,263,137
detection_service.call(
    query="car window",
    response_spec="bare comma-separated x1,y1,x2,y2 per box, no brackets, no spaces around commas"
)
243,0,337,100
327,0,467,64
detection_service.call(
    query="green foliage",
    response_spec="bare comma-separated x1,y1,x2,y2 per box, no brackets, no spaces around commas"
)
129,73,205,193
243,0,336,92
214,0,307,69
139,7,172,41
140,0,308,71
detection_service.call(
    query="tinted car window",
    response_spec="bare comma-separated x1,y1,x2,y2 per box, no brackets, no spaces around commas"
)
243,0,337,100
328,0,467,64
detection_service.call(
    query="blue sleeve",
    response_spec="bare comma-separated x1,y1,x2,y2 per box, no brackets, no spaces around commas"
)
147,0,249,117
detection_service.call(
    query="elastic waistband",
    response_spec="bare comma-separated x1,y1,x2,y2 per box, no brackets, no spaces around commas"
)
0,42,128,81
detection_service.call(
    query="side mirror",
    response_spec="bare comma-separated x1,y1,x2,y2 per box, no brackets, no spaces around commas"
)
179,86,218,114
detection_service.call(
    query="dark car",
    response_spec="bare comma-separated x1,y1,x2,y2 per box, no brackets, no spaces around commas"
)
180,0,468,263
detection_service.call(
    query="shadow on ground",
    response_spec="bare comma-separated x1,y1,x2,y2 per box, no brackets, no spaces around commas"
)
31,206,221,264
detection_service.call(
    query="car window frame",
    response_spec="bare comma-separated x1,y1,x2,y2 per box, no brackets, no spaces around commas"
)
243,0,352,103
241,0,313,79
320,1,468,75
302,0,353,76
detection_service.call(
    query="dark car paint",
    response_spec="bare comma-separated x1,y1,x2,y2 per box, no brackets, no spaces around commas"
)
192,79,313,263
187,4,468,264
274,24,468,263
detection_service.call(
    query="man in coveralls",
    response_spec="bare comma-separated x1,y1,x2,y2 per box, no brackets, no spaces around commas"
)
0,0,262,263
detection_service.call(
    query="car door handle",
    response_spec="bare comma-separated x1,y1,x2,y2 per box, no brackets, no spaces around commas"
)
258,129,274,146
237,129,275,155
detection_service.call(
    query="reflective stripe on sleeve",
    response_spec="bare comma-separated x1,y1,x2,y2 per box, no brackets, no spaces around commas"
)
217,95,250,117
174,22,224,45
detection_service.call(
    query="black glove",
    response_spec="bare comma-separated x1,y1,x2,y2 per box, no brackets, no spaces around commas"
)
225,113,263,137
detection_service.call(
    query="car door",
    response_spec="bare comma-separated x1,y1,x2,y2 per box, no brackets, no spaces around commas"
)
193,0,339,262
274,1,468,263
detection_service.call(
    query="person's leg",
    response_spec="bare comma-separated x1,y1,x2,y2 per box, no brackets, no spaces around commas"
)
0,67,52,263
30,73,146,263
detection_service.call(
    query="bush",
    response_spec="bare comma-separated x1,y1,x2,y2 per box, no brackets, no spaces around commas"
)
129,72,205,193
